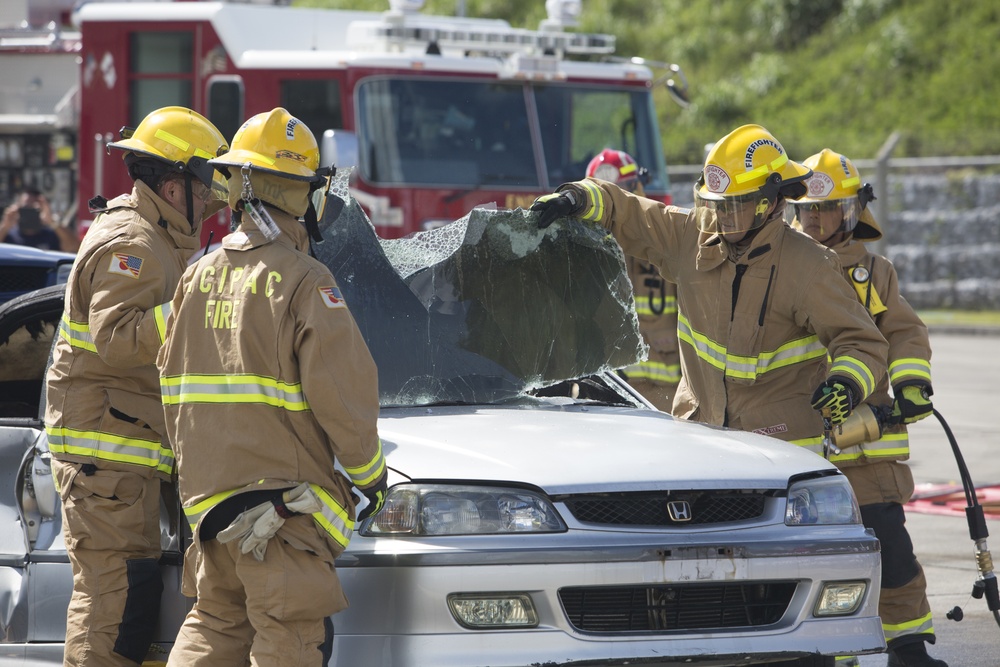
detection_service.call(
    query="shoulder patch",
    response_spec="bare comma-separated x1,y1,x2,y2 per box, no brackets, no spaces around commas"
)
109,252,144,279
318,286,346,309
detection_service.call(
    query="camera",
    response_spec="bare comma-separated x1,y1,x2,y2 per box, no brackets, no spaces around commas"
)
17,206,43,234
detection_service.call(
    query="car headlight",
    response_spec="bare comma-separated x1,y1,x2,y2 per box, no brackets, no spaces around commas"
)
361,484,566,536
784,475,861,526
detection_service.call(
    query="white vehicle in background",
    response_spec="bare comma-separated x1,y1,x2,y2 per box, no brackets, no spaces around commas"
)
0,194,885,665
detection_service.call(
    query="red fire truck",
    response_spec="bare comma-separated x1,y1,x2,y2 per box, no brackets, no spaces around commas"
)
75,0,685,243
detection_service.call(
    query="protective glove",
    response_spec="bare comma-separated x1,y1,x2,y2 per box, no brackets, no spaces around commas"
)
529,181,595,228
810,378,858,426
355,474,388,523
891,384,933,424
217,483,323,561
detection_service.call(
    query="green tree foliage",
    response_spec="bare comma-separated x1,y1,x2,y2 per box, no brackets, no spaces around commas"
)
297,0,1000,164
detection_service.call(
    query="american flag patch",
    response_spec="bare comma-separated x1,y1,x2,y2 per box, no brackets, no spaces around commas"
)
318,286,346,309
109,252,144,279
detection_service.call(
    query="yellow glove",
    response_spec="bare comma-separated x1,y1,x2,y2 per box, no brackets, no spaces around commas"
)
892,384,933,424
810,379,858,426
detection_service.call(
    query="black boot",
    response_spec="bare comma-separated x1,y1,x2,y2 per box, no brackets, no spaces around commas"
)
886,641,948,667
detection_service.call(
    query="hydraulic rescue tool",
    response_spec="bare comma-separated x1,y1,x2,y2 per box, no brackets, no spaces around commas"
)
828,406,1000,630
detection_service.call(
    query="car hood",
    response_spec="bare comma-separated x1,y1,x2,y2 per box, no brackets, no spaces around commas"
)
377,405,833,494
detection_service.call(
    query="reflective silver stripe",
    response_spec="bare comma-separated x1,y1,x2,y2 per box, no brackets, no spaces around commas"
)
310,484,354,548
182,484,354,549
830,356,876,399
154,302,171,345
791,436,825,454
625,360,681,384
829,432,908,463
45,425,174,474
58,314,97,353
160,374,310,411
678,313,825,380
883,611,934,641
889,358,931,385
343,440,386,487
577,180,605,222
677,314,727,371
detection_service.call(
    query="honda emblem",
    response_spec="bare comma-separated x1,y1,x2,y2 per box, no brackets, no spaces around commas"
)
667,500,692,522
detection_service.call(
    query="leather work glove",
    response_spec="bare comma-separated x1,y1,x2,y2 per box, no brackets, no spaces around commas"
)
810,378,858,426
529,185,586,229
355,474,389,523
892,384,933,424
217,483,323,561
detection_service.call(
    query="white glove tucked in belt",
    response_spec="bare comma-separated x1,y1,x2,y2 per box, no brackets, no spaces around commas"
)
217,482,323,561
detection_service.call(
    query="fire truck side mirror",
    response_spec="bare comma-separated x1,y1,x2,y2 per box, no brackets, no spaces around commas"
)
321,130,359,173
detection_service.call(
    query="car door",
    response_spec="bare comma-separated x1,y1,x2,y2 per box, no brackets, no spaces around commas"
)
0,286,189,656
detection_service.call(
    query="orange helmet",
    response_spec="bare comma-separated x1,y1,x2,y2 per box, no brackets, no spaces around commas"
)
586,149,644,192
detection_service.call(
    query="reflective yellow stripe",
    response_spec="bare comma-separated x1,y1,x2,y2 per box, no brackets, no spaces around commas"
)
58,314,97,353
634,296,677,317
183,483,354,548
160,374,310,411
883,611,934,640
310,484,354,548
828,432,909,462
889,358,931,385
577,180,605,222
619,163,637,177
343,440,386,487
735,152,788,184
678,313,825,381
154,302,171,345
841,176,860,189
46,425,174,474
154,128,190,153
790,436,824,450
624,360,681,384
184,488,241,532
829,355,876,399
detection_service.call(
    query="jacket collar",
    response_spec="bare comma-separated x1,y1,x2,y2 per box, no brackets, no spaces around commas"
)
696,209,785,271
831,237,868,266
223,205,310,253
104,180,202,253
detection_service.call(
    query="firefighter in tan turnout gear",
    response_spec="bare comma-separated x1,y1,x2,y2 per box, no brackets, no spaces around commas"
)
793,149,945,667
156,108,386,666
585,149,680,411
44,106,228,666
530,124,888,449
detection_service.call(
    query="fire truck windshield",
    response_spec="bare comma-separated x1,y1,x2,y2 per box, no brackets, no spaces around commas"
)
356,78,667,193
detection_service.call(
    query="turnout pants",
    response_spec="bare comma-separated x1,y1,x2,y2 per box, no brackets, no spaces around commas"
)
54,460,164,667
841,461,936,648
166,513,347,667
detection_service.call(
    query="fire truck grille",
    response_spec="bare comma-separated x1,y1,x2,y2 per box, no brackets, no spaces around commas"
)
559,491,767,526
559,581,796,633
0,267,49,296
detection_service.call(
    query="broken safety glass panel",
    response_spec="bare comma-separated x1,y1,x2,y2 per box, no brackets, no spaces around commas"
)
311,171,645,407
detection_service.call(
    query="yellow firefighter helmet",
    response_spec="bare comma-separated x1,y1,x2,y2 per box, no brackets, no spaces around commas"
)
697,124,812,201
211,107,322,182
107,106,228,189
794,148,882,241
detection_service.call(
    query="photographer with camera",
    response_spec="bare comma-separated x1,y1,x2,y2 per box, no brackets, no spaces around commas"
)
1,189,62,251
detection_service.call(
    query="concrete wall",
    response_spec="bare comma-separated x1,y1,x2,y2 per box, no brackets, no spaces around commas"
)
669,172,1000,310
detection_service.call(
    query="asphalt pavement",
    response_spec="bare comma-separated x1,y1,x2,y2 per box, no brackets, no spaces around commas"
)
857,331,1000,666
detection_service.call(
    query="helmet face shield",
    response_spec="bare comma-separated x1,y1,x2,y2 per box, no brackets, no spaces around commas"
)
793,197,860,242
695,190,771,239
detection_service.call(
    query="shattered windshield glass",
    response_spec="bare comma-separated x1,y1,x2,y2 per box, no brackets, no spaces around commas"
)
311,171,645,407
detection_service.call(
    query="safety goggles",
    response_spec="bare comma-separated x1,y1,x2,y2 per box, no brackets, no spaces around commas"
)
793,198,860,233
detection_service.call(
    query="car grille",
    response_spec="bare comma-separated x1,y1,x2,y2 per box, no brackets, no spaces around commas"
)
559,491,768,526
560,581,796,633
0,266,50,295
